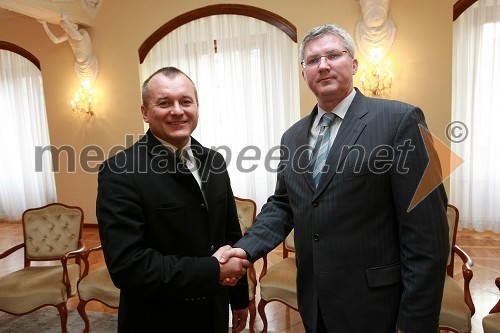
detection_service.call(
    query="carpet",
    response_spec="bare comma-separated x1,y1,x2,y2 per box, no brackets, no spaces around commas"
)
0,307,117,332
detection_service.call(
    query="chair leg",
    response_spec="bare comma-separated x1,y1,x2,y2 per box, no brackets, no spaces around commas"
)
248,298,256,333
55,303,69,333
77,299,91,333
257,299,269,333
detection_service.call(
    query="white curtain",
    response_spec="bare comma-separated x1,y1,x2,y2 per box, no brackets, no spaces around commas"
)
0,49,57,220
451,0,500,232
140,15,300,209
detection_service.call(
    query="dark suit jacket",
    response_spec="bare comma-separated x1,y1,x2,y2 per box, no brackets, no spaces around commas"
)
236,89,449,333
96,130,248,333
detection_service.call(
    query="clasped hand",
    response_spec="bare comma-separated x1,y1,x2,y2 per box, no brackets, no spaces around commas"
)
212,245,249,286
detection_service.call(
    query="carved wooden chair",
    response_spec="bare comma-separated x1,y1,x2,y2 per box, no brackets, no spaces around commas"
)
257,229,297,333
482,277,500,333
0,203,85,333
234,196,258,333
439,204,475,333
77,244,120,333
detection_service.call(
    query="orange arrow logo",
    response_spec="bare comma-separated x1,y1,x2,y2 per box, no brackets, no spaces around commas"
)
408,124,464,212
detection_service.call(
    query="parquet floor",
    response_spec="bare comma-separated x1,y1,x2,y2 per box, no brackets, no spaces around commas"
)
0,222,498,333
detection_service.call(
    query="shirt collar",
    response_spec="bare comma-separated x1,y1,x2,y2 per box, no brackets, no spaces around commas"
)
153,135,193,157
317,88,356,121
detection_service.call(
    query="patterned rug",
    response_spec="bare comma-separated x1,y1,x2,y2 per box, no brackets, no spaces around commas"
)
0,307,117,333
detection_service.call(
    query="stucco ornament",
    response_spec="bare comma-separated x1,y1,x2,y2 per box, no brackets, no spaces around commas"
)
355,0,396,62
80,0,102,18
39,13,99,85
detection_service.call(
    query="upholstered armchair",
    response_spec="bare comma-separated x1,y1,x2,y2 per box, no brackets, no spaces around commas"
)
77,244,120,333
0,203,85,333
234,196,258,333
482,277,500,333
439,204,475,333
257,229,297,333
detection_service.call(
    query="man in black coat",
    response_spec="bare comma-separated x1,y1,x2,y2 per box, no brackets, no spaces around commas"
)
97,66,249,333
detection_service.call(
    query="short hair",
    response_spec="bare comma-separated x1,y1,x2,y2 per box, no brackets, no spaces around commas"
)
299,24,356,61
141,66,199,107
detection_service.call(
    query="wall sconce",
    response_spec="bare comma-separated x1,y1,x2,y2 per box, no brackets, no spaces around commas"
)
360,57,393,96
71,80,94,117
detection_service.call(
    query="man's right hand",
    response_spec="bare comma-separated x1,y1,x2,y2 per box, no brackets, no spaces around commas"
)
213,246,250,286
219,247,248,263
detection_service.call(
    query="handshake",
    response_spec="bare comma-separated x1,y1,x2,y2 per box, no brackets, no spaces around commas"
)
212,245,249,286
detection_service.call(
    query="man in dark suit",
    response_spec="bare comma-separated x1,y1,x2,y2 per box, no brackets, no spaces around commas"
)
96,66,249,333
220,24,449,333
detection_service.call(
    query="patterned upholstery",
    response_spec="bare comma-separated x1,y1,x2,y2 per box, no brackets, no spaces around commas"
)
0,203,85,333
23,204,82,259
257,229,297,333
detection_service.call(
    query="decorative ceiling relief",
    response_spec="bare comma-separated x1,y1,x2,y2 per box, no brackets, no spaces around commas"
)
80,0,101,18
355,0,396,61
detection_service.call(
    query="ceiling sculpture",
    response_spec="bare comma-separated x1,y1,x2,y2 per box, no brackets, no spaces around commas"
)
0,0,102,26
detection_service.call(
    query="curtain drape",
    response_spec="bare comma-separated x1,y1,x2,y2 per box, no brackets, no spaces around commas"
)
451,0,500,232
140,15,300,209
0,50,57,220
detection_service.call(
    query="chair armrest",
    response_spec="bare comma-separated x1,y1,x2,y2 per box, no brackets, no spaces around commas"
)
0,243,24,260
65,241,86,260
60,241,86,298
453,244,475,315
453,244,473,270
258,254,268,282
248,263,257,289
80,244,103,278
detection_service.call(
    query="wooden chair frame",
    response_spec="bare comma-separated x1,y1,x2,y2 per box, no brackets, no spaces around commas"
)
234,196,258,333
0,203,85,333
439,204,475,333
77,244,119,333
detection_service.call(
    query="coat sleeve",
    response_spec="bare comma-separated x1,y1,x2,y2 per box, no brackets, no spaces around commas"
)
391,107,449,333
224,180,250,310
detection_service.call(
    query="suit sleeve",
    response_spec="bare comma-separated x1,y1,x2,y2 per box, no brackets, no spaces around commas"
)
234,137,295,261
391,107,449,333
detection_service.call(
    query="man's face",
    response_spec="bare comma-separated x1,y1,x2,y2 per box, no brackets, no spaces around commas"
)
301,34,358,110
141,74,199,148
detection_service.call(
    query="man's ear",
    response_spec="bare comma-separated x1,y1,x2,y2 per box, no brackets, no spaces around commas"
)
140,105,149,123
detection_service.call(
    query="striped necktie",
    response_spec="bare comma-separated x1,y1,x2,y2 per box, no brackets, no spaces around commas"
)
310,113,336,187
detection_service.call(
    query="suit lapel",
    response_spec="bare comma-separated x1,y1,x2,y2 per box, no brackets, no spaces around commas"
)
144,130,177,174
314,90,368,195
190,138,210,188
144,131,205,193
294,109,317,191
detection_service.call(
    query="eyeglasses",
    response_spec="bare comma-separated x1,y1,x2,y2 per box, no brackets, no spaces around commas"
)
301,50,351,68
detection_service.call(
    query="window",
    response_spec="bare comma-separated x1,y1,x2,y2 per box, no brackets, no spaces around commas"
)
139,9,299,208
0,43,56,219
451,0,500,232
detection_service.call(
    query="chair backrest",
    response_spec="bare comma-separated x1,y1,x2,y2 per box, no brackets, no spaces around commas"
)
446,204,459,277
22,203,84,261
234,196,257,235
